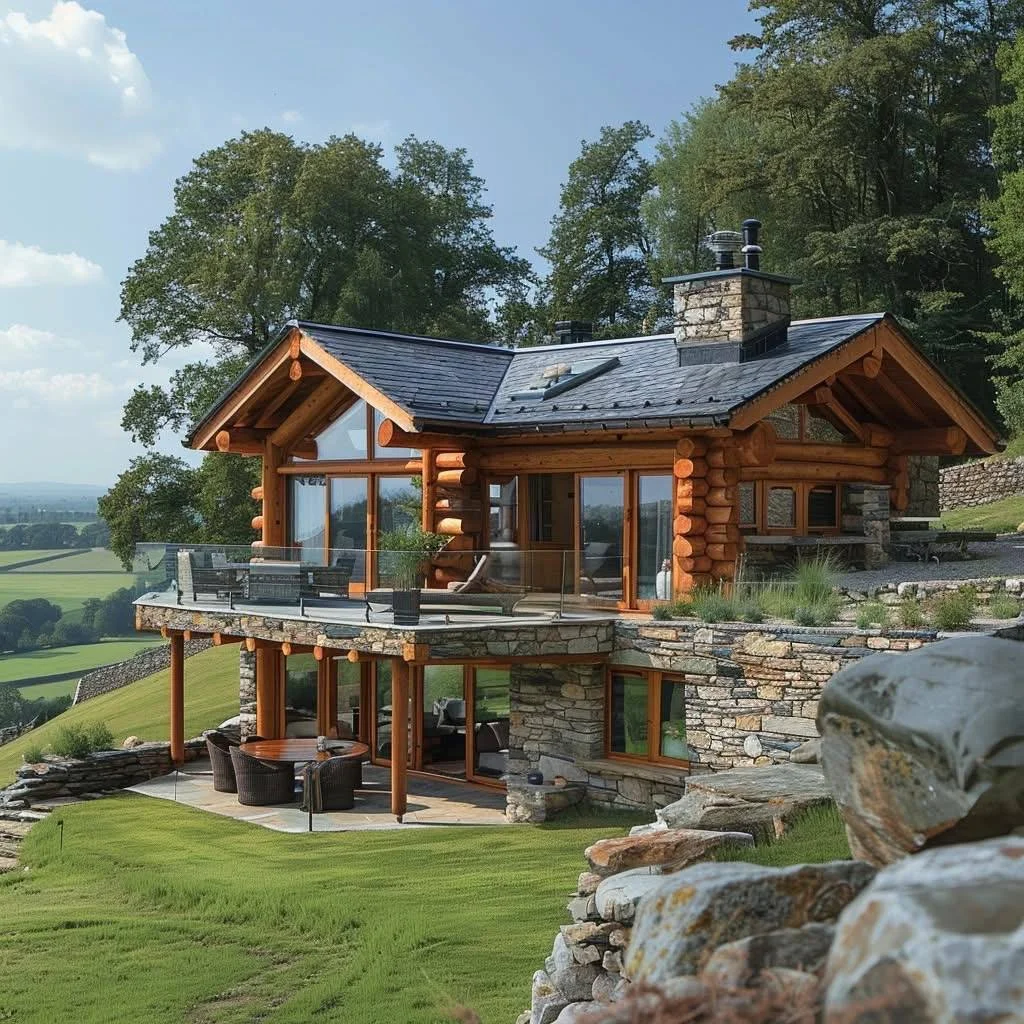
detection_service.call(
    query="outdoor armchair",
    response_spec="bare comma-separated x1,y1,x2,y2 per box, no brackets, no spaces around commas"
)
204,730,238,793
301,755,359,812
229,746,297,806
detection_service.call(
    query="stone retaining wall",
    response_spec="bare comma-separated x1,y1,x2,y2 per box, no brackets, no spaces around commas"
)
0,739,205,811
939,456,1024,511
73,639,213,704
906,455,940,517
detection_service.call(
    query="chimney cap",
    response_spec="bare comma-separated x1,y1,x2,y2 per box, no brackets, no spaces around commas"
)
661,267,799,286
553,320,594,344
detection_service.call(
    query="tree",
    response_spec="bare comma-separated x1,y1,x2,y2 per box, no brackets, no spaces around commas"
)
119,130,529,445
194,454,260,547
540,121,656,336
98,454,201,569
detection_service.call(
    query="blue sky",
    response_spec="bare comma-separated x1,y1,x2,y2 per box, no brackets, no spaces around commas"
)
0,0,755,485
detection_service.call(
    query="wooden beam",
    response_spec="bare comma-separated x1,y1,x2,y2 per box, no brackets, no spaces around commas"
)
253,379,303,429
873,371,931,426
892,426,967,456
821,396,866,442
255,648,285,739
795,385,833,406
169,632,185,765
775,441,888,467
316,657,332,737
478,444,674,473
212,633,244,646
390,657,410,822
191,335,296,451
846,354,883,378
313,645,326,661
730,325,880,430
289,359,303,382
837,376,890,424
299,334,416,433
277,458,422,477
347,649,366,663
864,423,896,448
262,441,286,547
741,461,888,484
403,641,430,664
218,428,317,460
269,378,347,451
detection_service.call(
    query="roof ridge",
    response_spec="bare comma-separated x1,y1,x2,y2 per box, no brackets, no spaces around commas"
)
295,319,514,357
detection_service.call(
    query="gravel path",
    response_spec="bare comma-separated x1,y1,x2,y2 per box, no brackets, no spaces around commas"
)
838,537,1024,591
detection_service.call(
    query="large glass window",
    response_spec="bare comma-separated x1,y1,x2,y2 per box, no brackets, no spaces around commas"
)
608,670,689,765
489,478,518,544
329,476,367,585
638,474,672,600
377,476,419,539
609,672,649,757
473,667,510,781
289,476,327,554
336,660,362,740
285,654,317,730
314,400,367,460
422,665,466,777
579,475,624,600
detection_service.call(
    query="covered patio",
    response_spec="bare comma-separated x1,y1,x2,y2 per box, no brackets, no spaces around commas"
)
130,758,508,832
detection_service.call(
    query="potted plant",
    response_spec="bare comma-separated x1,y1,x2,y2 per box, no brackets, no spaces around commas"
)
378,527,447,625
660,720,690,761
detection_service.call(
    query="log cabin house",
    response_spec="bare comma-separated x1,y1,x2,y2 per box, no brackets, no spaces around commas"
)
134,223,1000,819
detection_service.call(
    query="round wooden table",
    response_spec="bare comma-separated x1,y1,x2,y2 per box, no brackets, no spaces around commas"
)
241,738,369,764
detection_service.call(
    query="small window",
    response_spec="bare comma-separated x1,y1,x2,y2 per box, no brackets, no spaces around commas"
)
658,678,687,761
609,672,649,757
766,486,796,529
767,404,800,440
807,485,838,529
739,482,757,528
608,670,689,765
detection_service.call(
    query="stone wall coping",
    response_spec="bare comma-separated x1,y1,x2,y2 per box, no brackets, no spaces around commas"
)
616,619,936,641
577,758,690,785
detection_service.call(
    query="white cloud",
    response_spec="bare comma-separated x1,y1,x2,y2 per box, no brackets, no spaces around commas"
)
351,119,392,140
0,367,115,402
0,240,102,287
280,109,302,124
0,2,160,170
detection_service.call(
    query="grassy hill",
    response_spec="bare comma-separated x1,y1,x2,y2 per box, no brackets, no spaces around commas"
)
0,568,136,615
0,637,164,689
0,644,239,784
939,494,1024,535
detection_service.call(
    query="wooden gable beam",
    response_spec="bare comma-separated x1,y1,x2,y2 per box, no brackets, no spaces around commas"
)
819,394,866,443
836,375,889,424
892,426,967,456
191,332,299,451
872,370,931,426
729,325,881,431
253,379,303,429
269,378,347,452
216,428,317,460
298,333,416,433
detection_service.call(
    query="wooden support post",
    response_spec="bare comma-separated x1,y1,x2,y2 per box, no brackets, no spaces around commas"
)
672,436,712,598
316,656,332,737
262,440,286,547
255,648,285,739
169,632,185,766
390,657,409,822
705,436,742,585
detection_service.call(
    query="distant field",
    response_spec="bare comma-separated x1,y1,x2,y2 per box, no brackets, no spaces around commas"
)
0,549,65,567
0,520,97,531
14,547,123,573
0,638,163,687
0,571,136,613
10,677,79,700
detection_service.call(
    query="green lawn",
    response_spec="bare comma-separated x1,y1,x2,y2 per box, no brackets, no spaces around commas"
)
10,677,79,701
0,570,137,614
14,547,125,573
0,549,66,567
938,494,1024,535
0,644,240,783
0,638,164,686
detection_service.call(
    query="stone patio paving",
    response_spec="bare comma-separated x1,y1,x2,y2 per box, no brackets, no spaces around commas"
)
129,758,509,833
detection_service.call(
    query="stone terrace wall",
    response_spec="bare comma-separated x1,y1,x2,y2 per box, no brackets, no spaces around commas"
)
939,457,1024,512
0,739,205,811
73,638,213,704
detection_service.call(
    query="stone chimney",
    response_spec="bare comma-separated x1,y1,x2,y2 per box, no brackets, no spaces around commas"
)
553,320,594,345
664,220,797,364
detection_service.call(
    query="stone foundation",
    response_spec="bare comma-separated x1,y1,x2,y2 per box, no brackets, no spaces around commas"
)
842,483,890,568
239,648,256,740
505,779,585,822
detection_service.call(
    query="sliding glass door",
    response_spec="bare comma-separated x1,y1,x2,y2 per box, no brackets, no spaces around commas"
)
578,475,625,601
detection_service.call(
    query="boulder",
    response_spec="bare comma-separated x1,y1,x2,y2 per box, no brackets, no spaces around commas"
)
553,1003,593,1023
584,828,753,877
818,635,1024,865
790,738,821,765
824,837,1024,1022
702,923,835,987
594,869,667,925
121,736,145,749
547,934,601,1002
655,763,832,838
530,970,568,1024
627,859,875,983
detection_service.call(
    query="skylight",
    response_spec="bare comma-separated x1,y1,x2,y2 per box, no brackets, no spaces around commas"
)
508,356,620,401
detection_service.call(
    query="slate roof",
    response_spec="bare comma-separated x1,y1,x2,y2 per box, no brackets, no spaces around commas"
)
297,314,885,432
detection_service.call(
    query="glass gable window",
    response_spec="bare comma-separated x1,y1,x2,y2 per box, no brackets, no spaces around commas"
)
314,401,368,460
372,408,418,459
638,474,672,600
289,476,327,554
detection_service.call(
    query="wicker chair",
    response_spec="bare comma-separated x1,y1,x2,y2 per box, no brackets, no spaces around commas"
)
204,730,238,793
230,746,297,806
301,755,359,812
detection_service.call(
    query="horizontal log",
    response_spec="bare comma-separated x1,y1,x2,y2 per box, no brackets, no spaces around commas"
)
433,498,482,513
706,467,739,488
434,451,478,471
795,385,833,406
775,442,888,467
671,535,707,558
251,515,264,532
675,478,709,499
706,446,740,469
675,555,713,573
846,354,882,378
706,487,736,507
479,444,672,473
705,506,735,525
675,571,712,593
705,523,742,543
706,542,739,561
251,485,264,501
674,457,709,479
215,428,317,460
891,426,967,456
675,494,706,515
736,422,777,467
741,461,888,484
436,468,478,487
277,458,421,476
436,516,481,536
710,560,737,580
865,424,896,448
675,437,708,459
674,515,707,537
212,633,243,646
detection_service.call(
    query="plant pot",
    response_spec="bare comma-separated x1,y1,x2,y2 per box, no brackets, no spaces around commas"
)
392,588,421,626
660,731,689,761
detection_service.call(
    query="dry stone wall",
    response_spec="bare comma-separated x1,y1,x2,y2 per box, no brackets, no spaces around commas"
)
939,456,1024,511
73,638,212,704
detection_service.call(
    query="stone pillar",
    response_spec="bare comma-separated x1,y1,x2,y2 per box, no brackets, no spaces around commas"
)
238,648,256,740
844,483,890,569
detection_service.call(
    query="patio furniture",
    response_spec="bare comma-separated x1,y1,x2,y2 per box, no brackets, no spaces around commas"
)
475,719,509,777
204,729,238,793
302,552,356,600
246,562,304,604
301,755,360,813
229,746,297,806
177,549,243,603
240,738,370,766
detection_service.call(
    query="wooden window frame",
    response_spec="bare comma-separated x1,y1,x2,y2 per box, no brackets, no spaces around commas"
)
605,667,690,768
755,480,841,536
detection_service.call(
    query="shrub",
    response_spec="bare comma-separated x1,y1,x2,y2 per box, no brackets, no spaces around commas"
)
794,605,826,626
21,744,45,764
50,721,115,759
792,553,840,606
987,593,1021,620
757,582,798,620
738,598,765,623
856,600,889,629
651,604,673,621
688,586,740,623
668,599,694,618
897,598,926,628
930,586,978,631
